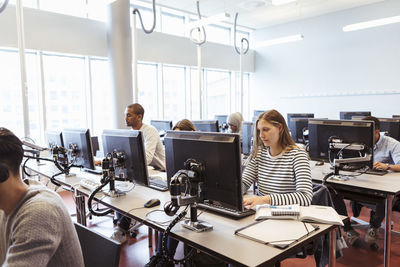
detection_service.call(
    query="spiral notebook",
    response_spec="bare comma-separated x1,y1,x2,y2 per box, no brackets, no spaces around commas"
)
255,204,300,220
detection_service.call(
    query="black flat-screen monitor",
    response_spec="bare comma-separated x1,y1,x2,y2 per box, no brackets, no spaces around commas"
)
287,113,314,122
164,131,243,211
393,115,400,119
45,130,64,148
91,136,100,155
150,120,173,135
214,115,228,131
62,129,95,170
102,129,148,185
242,121,254,155
192,120,219,132
308,119,374,169
378,118,400,141
288,118,309,144
340,111,371,120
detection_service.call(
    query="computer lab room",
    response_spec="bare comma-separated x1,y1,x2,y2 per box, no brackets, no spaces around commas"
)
1,0,400,266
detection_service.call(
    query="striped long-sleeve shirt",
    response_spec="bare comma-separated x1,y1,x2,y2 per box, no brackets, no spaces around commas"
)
242,147,313,206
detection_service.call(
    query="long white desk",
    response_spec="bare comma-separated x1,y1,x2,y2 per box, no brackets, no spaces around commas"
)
311,161,400,267
26,161,338,267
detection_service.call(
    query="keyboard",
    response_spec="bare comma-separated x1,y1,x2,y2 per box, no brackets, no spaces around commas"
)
79,178,102,191
148,177,168,192
197,202,255,218
364,169,388,176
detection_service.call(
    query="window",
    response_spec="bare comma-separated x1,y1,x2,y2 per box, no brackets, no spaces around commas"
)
87,0,108,21
130,5,157,31
9,0,38,8
137,62,158,123
189,67,202,120
40,0,87,18
42,54,87,130
205,24,230,45
162,65,186,123
232,72,250,120
205,70,230,119
90,58,113,137
161,12,185,36
0,50,24,137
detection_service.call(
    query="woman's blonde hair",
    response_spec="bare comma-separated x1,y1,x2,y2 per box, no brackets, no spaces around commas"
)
173,119,196,131
250,109,296,159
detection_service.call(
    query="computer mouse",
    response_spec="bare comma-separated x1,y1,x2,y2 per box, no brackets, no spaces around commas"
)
144,198,161,208
315,161,324,166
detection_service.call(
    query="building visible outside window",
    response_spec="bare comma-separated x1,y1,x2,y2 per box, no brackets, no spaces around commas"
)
137,62,159,123
163,65,186,123
42,54,87,130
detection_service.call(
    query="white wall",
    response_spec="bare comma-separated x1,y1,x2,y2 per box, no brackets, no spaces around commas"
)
251,0,400,120
0,4,254,72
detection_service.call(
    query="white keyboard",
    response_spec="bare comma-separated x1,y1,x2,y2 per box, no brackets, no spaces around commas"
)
79,178,102,191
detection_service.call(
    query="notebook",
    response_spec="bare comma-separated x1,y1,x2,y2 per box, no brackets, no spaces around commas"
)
255,204,343,226
235,219,319,249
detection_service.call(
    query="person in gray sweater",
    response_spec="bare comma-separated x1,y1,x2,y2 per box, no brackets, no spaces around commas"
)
0,127,84,267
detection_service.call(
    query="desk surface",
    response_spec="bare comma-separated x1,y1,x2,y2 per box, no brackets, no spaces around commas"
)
311,161,400,195
26,161,336,267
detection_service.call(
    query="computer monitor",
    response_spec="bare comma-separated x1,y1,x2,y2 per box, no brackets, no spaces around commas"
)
288,118,309,144
164,131,243,211
340,111,371,120
91,136,100,155
45,130,64,148
308,119,374,169
242,121,254,155
214,115,228,131
378,118,400,141
150,120,173,135
62,129,95,170
102,129,148,185
192,120,219,132
253,110,266,117
393,115,400,119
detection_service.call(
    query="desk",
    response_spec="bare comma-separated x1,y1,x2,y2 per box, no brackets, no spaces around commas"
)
26,161,338,267
311,162,400,267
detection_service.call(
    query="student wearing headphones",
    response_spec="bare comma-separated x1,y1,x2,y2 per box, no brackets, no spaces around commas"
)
0,127,84,267
145,119,196,267
242,110,313,208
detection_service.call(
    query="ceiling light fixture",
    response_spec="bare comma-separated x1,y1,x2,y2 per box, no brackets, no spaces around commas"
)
271,0,297,6
186,12,230,30
343,15,400,32
254,34,303,48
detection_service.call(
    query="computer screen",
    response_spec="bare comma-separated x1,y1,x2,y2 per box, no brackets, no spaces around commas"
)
192,120,219,132
339,111,371,120
62,129,95,170
242,121,254,155
288,118,309,144
150,120,173,135
308,119,374,169
102,129,148,185
393,115,400,119
164,131,243,211
45,130,64,148
378,118,400,141
214,115,228,131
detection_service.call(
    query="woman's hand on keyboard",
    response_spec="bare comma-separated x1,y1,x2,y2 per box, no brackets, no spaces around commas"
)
243,195,271,209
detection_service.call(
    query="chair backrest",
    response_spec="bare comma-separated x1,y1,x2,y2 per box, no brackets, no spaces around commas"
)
74,222,121,267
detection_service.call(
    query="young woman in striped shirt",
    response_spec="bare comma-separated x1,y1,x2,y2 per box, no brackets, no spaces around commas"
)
242,109,313,208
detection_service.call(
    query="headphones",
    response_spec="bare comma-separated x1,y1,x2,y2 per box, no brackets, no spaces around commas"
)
0,164,9,183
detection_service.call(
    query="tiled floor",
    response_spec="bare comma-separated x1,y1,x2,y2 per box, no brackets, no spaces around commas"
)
60,190,400,267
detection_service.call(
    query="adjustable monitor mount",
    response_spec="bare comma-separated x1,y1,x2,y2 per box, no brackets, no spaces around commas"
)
100,151,127,198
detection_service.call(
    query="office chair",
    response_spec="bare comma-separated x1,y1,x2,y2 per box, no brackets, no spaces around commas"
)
74,222,121,267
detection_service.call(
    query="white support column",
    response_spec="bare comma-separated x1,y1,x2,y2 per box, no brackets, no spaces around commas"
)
15,0,30,138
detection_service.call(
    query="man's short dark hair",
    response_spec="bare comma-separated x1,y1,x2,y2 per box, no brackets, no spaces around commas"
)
127,103,144,118
362,116,380,130
0,128,24,175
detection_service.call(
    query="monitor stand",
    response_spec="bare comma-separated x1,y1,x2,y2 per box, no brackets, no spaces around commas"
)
181,204,213,232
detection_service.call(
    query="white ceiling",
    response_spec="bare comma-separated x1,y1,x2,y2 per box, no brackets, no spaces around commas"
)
144,0,384,29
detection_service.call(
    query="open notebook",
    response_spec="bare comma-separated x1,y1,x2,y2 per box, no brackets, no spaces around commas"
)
255,204,343,226
235,219,319,249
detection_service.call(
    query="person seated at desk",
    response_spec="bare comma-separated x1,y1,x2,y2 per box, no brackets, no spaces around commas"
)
227,111,244,135
346,116,400,246
145,119,196,267
112,103,166,243
0,127,84,267
242,109,313,208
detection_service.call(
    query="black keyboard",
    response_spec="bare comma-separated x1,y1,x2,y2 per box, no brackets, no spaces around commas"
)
364,169,388,176
148,177,168,192
197,202,255,218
